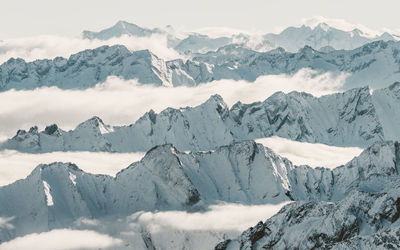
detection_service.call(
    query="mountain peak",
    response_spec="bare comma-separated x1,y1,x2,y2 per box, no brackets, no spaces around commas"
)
75,116,113,134
36,162,81,172
301,16,382,38
82,20,155,40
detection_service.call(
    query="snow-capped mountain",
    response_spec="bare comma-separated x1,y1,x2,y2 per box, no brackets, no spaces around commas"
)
262,22,397,53
82,20,231,54
5,82,400,153
0,141,290,242
82,18,400,54
82,21,163,40
1,139,400,246
0,45,211,90
192,40,400,89
2,40,400,91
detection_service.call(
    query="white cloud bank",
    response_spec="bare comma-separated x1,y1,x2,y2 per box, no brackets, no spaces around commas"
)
0,229,122,250
256,136,363,169
0,203,288,250
133,202,288,232
0,69,347,141
0,150,144,186
0,34,181,64
0,217,14,230
71,203,289,249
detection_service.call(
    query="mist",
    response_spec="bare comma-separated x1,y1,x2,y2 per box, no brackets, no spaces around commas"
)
256,137,363,169
0,229,122,250
0,202,288,250
0,34,181,64
132,202,288,232
0,69,347,141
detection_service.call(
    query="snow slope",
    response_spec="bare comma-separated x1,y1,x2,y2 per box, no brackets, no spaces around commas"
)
218,183,400,249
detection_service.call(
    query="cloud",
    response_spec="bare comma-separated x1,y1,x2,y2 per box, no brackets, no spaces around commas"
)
256,136,363,169
0,229,122,250
70,203,289,249
0,150,144,186
0,69,347,140
0,34,181,64
132,202,288,232
0,217,14,230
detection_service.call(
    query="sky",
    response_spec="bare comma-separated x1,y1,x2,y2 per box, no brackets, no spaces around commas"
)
1,0,400,38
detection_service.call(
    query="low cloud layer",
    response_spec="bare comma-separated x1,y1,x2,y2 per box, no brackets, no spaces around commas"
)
0,34,181,64
0,229,122,250
0,150,144,186
133,202,288,232
0,203,288,250
256,137,363,169
74,202,288,249
0,69,347,141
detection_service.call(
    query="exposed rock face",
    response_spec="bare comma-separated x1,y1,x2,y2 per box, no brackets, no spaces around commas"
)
217,185,400,250
5,83,400,153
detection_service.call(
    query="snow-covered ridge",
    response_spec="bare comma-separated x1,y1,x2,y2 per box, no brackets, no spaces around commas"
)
4,82,400,153
2,40,400,91
218,182,400,249
0,139,399,245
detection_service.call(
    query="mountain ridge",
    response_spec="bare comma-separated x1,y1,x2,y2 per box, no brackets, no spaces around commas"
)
5,82,400,153
1,139,400,246
2,40,400,91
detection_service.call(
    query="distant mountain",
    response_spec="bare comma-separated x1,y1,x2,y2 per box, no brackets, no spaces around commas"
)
1,139,400,246
174,34,232,54
82,21,162,40
5,82,400,153
191,40,400,89
81,20,229,53
2,40,400,90
262,22,398,52
81,19,400,54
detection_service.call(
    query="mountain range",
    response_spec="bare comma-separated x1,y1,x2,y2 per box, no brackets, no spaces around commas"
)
4,82,400,153
82,18,400,53
0,139,399,248
2,17,400,249
2,39,400,91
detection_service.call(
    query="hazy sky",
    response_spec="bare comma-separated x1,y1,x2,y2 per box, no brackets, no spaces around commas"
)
1,0,400,38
